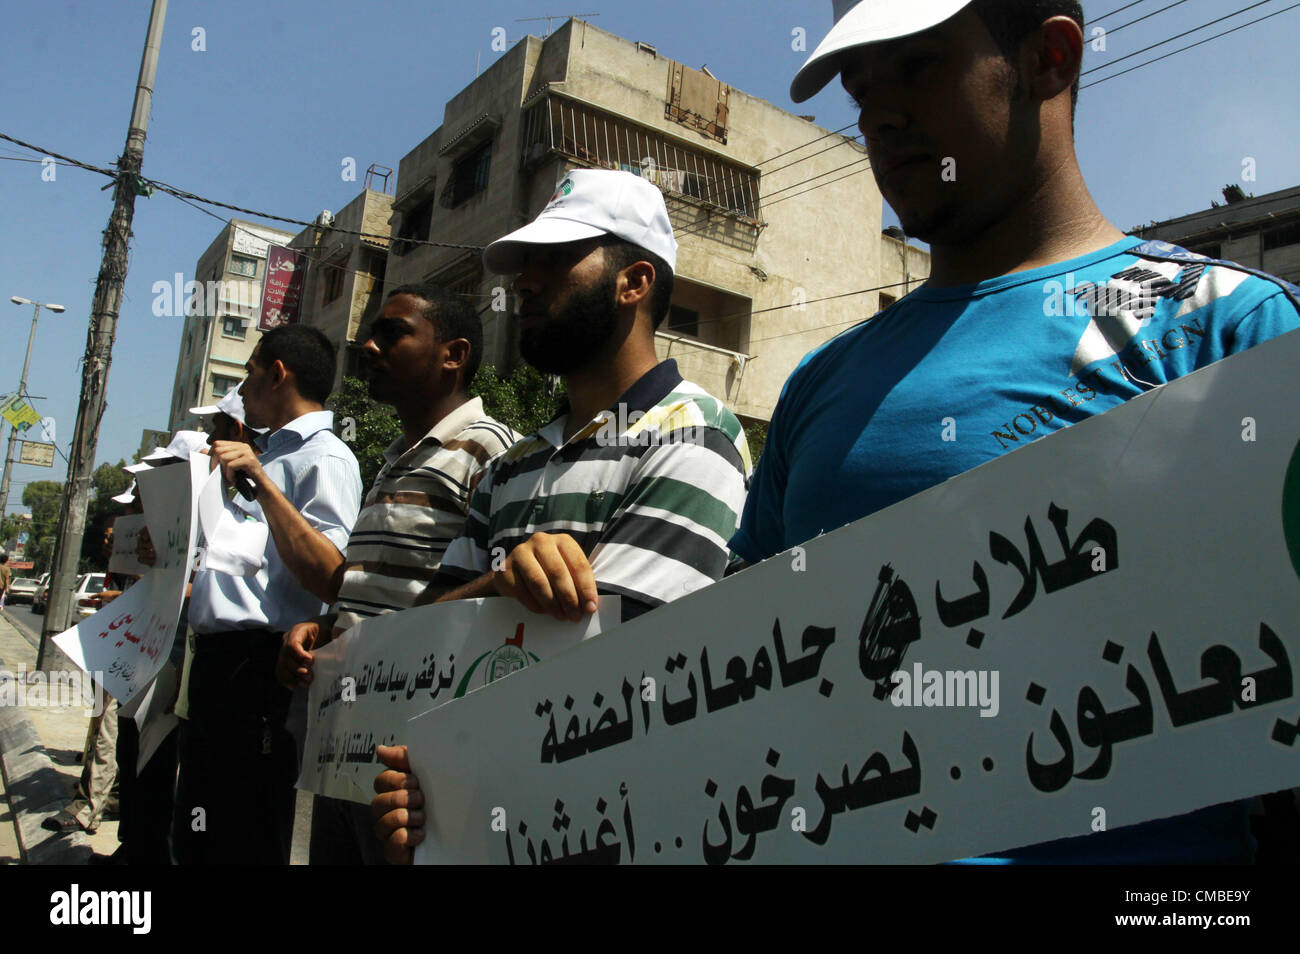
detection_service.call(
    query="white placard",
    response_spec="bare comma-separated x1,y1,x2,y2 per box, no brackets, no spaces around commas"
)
406,330,1300,865
54,454,206,708
299,597,620,803
108,514,149,577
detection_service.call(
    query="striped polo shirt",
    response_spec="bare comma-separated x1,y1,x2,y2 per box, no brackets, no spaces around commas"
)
332,397,519,633
438,360,751,617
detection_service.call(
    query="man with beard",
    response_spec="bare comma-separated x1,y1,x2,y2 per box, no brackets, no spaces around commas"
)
369,168,752,862
276,283,518,864
728,1,1300,863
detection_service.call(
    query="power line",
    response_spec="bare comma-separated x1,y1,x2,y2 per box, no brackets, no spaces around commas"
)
1103,0,1193,36
1087,0,1148,25
1082,1,1300,88
756,123,860,167
1083,0,1276,75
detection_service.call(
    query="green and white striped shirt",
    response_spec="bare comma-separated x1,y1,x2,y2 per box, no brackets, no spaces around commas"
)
438,361,751,617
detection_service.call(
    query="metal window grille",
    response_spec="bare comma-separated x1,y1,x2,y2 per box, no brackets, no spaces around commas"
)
521,93,760,226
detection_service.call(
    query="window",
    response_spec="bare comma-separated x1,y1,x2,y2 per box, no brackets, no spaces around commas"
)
666,305,700,338
229,254,258,277
393,198,433,256
1263,220,1300,252
880,293,897,311
1186,243,1221,260
221,316,246,339
212,374,240,398
445,140,492,208
323,261,347,304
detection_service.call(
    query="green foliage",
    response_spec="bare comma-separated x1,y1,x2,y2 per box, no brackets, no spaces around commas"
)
21,480,63,572
743,419,769,465
327,377,402,491
470,364,565,438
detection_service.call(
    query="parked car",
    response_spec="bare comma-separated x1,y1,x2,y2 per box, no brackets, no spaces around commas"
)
6,576,39,605
73,573,107,618
31,572,51,614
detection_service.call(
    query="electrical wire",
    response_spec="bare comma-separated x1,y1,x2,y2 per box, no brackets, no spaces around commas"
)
1082,0,1276,75
1082,0,1300,88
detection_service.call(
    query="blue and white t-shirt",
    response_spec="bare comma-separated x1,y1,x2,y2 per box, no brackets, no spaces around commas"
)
730,236,1300,863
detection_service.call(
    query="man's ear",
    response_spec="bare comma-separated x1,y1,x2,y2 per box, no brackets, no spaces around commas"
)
1024,15,1083,106
616,261,655,311
442,338,471,376
270,358,291,391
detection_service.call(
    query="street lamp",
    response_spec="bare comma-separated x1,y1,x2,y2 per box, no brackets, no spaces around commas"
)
1,296,64,525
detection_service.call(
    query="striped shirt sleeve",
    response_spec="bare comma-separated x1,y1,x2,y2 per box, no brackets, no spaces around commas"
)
436,462,500,582
587,427,748,608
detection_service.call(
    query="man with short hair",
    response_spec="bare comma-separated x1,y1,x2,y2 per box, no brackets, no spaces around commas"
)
277,283,519,865
176,323,361,865
369,169,753,862
730,1,1300,863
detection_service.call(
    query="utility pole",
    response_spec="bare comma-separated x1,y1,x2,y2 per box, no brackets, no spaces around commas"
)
38,0,167,669
1,297,64,523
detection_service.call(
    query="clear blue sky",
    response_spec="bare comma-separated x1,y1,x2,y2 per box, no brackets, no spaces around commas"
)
2,0,1297,512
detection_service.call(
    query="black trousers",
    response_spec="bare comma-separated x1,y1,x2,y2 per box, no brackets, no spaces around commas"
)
115,716,178,865
173,630,297,865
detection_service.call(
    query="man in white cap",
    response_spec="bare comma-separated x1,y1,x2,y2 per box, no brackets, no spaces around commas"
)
729,1,1300,863
368,168,753,862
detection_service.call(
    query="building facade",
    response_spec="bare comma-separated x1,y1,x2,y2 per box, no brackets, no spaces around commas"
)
166,219,296,431
382,18,928,425
1135,184,1300,284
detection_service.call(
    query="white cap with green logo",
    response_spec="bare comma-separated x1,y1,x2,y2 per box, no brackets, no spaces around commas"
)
483,169,678,275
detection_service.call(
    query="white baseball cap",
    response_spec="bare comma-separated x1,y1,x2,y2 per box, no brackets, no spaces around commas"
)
483,169,678,275
125,430,210,473
791,0,973,103
190,382,253,425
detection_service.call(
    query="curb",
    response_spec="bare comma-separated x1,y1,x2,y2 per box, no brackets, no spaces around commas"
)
0,618,94,865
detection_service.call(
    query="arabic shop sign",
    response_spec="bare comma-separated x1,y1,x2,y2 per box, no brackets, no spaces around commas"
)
257,244,307,332
18,440,55,467
299,599,619,804
405,329,1300,864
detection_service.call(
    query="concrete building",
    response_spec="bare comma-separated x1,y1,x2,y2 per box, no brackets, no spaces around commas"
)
288,186,395,390
166,219,296,431
383,18,928,425
1135,184,1300,284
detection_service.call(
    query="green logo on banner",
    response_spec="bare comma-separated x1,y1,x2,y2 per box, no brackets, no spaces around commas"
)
1285,439,1300,581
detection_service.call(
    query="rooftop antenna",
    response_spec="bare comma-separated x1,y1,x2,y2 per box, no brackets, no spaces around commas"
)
515,12,600,38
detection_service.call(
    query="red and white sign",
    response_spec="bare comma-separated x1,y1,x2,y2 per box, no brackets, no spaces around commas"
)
257,245,308,332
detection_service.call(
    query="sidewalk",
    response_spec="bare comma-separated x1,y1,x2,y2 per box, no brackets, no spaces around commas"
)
0,610,116,863
0,609,314,865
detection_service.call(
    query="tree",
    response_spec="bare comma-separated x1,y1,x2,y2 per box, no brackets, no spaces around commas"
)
327,377,403,491
21,480,63,573
470,364,565,438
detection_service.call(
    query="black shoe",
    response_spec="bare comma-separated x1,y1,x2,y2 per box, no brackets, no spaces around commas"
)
41,810,87,835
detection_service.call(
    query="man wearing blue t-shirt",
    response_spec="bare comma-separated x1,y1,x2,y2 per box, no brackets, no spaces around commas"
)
731,0,1300,863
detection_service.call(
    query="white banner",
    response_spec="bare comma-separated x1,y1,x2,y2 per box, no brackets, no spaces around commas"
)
405,330,1300,865
108,514,149,577
299,597,620,803
54,454,206,708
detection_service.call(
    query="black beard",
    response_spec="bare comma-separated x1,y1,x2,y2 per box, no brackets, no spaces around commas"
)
519,273,619,374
